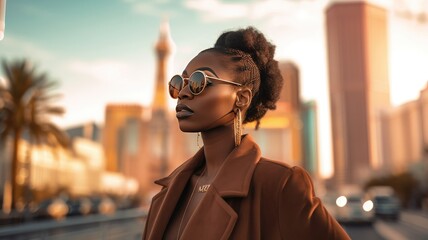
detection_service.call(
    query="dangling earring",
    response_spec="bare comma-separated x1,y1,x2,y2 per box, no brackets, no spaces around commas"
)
197,132,202,148
234,108,242,147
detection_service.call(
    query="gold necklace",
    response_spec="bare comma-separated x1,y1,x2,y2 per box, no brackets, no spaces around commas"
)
176,168,206,240
198,184,210,193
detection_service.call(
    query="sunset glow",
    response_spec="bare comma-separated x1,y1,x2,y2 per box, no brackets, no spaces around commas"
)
1,0,428,179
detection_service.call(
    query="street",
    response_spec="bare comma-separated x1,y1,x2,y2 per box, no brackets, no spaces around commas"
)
1,209,427,239
343,211,428,240
343,223,384,240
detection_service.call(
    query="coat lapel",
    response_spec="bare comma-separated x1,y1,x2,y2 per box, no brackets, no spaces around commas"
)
179,135,261,240
144,149,205,240
179,187,238,240
144,135,261,240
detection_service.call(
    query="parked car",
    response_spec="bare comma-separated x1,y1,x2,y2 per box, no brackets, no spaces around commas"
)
367,186,400,220
88,196,116,215
65,197,92,217
32,198,69,220
333,193,375,224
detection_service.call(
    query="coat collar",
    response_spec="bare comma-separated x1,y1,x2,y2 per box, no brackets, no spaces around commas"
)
144,134,261,240
155,134,261,197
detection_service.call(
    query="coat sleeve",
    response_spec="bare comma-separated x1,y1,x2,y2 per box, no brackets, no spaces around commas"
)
278,166,350,240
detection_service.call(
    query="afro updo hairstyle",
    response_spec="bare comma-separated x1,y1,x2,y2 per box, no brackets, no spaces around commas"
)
203,27,283,129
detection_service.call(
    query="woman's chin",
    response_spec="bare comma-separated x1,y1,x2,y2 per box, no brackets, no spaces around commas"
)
178,123,199,133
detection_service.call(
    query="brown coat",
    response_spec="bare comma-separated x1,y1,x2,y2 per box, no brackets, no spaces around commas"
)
143,135,350,240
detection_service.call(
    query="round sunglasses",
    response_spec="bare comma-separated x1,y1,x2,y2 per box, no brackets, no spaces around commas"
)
168,70,242,99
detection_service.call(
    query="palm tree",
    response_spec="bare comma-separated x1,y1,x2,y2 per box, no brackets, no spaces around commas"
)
0,59,69,211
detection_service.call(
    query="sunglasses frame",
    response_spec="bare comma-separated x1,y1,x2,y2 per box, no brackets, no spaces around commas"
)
169,70,242,98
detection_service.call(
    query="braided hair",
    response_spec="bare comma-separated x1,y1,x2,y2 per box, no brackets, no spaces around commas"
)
203,27,283,129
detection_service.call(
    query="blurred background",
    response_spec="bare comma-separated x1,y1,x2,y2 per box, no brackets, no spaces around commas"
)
1,0,428,239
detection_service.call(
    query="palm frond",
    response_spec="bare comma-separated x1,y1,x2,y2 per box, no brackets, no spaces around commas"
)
1,58,69,147
40,106,65,115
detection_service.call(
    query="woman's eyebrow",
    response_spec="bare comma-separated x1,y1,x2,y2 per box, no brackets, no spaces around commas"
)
182,67,219,78
197,67,219,77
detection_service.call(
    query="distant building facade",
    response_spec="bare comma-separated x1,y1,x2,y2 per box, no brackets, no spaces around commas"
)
103,104,145,172
279,61,300,112
66,122,102,142
301,100,319,177
246,61,304,167
2,135,137,207
378,82,428,205
326,0,390,186
421,84,428,150
380,83,428,174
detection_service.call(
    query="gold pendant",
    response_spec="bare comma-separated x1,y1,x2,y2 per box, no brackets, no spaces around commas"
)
198,184,210,193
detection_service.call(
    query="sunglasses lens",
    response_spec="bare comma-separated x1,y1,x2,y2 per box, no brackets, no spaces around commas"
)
169,75,183,98
189,71,206,95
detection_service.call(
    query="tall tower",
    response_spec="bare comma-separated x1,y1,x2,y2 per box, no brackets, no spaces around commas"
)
153,20,173,112
151,20,174,176
326,0,390,186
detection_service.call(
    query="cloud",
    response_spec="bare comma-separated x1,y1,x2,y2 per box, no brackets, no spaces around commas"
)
184,0,247,21
184,0,328,23
184,0,247,20
122,0,177,17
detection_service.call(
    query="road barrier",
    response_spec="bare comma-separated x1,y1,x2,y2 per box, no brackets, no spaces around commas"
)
0,208,147,240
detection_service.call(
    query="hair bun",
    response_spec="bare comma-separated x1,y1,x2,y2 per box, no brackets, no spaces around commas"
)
213,26,283,128
214,27,275,69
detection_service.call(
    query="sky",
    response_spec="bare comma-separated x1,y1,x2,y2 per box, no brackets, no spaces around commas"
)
1,0,428,178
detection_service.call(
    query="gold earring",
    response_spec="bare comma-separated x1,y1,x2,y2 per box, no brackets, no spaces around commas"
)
234,108,242,147
197,132,202,148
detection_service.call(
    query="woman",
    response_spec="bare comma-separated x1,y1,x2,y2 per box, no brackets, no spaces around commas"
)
143,27,350,240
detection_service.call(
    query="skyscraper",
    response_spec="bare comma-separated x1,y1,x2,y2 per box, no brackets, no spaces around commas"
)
279,61,302,166
326,0,390,186
103,104,145,171
279,61,300,112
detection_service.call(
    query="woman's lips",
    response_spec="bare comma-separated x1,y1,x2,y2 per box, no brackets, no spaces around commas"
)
176,103,194,119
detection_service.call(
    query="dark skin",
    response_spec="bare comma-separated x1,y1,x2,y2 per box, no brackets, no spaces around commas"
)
172,50,252,233
177,50,252,179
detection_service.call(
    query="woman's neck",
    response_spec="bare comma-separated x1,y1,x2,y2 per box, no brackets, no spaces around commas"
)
200,125,235,179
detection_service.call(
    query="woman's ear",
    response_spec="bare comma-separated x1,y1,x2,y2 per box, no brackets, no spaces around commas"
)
236,88,252,108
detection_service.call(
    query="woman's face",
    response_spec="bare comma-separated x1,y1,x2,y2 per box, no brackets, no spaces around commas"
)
175,50,239,132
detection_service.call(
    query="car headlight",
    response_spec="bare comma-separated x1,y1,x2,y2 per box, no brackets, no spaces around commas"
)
47,199,69,219
336,196,347,207
363,200,373,212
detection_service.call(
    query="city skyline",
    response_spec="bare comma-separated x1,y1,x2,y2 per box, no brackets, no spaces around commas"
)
1,0,428,178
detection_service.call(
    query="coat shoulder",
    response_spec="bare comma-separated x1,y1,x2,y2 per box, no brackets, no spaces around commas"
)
254,158,296,181
252,158,291,191
252,158,314,195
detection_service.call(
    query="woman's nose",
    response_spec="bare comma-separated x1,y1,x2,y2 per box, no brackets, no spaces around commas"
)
177,84,193,100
